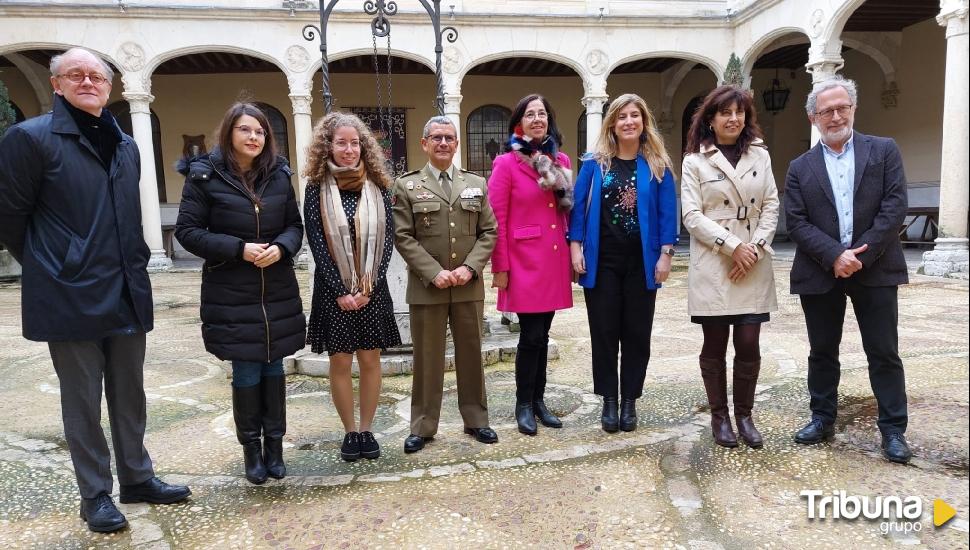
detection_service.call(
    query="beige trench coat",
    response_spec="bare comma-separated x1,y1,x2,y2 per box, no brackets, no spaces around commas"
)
681,141,779,317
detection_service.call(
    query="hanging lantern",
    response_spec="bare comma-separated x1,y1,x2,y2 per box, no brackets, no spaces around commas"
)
762,70,790,115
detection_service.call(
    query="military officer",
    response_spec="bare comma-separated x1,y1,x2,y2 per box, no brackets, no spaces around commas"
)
392,115,498,453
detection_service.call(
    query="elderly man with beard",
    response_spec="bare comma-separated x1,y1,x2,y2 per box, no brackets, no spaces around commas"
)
784,76,912,464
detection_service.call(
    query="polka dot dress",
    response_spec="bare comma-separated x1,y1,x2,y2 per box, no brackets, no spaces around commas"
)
305,184,402,356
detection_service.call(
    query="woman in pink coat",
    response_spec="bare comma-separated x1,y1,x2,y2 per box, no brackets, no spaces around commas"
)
488,94,574,436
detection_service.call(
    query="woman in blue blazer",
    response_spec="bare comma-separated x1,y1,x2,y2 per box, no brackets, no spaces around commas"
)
569,93,679,433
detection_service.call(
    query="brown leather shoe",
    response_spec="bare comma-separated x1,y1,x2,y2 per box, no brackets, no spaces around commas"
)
700,356,738,448
733,358,763,449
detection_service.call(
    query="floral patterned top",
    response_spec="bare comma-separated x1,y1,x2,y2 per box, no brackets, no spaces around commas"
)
599,157,640,244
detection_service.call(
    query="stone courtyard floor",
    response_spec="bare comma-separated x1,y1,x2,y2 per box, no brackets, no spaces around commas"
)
0,258,967,549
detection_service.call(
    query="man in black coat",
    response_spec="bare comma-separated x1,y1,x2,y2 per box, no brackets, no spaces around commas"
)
0,47,189,532
784,75,912,464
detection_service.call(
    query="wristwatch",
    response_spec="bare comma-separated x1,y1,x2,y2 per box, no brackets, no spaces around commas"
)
662,247,675,257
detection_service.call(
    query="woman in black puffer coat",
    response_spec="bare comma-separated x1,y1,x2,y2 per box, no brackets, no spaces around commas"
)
175,103,305,485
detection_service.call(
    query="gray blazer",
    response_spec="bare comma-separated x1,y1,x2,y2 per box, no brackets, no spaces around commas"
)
784,131,909,295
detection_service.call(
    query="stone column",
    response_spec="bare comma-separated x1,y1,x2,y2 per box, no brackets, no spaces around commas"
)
921,0,970,278
581,94,609,154
289,92,313,204
804,56,844,146
122,91,171,271
443,93,463,168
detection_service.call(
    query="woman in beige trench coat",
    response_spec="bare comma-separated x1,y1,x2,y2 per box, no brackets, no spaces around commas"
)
681,85,779,449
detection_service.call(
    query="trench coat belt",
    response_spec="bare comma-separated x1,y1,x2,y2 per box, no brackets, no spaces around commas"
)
703,205,762,221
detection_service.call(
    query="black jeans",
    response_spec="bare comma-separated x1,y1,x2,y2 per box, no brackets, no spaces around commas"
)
515,311,555,403
799,281,908,435
585,240,658,399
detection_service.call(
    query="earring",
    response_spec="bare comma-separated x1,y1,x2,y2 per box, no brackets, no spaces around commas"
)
708,124,714,132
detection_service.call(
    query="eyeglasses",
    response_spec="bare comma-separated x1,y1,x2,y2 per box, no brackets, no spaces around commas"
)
234,125,267,138
425,134,456,144
815,105,853,120
58,71,109,85
523,111,548,121
333,140,361,150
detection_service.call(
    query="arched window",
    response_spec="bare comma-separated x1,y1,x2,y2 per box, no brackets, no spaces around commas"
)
108,101,166,202
466,105,511,179
253,102,289,161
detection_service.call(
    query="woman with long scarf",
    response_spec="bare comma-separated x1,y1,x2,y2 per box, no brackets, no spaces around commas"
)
304,112,401,462
488,94,574,436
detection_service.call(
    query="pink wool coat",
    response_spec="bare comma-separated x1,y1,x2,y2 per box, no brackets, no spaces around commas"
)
488,151,574,313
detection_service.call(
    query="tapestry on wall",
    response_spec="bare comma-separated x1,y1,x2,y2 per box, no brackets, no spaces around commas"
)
347,106,408,177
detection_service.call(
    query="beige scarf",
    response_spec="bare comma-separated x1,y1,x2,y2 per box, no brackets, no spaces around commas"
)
319,161,386,296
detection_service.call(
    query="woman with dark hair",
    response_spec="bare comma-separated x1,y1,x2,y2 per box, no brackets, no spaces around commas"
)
569,93,679,433
176,102,306,484
488,94,574,435
681,85,779,449
303,112,401,462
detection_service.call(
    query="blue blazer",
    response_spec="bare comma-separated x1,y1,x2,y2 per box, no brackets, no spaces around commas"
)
569,155,679,290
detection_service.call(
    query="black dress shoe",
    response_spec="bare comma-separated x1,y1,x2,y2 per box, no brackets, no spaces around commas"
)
404,434,431,454
882,432,912,464
515,403,537,435
463,426,498,444
619,398,638,432
359,431,381,459
80,493,128,533
341,432,361,462
533,400,563,428
793,418,835,444
601,396,619,433
119,476,191,504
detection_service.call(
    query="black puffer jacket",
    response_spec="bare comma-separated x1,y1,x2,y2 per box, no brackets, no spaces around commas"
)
175,149,305,362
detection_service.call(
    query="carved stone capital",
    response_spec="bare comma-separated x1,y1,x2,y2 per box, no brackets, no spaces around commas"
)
881,82,900,109
938,0,969,37
581,94,609,113
289,94,313,116
122,91,155,114
443,93,463,115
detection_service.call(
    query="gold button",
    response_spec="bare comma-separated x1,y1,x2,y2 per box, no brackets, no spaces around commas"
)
551,224,557,229
450,222,455,227
451,237,456,243
553,244,558,250
422,208,427,212
548,202,554,208
449,207,453,212
451,252,457,259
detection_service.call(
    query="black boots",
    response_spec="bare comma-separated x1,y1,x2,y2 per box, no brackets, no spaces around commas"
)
232,384,267,484
515,402,538,435
601,396,619,433
261,376,287,479
619,398,638,432
699,357,738,448
733,358,763,448
533,400,562,428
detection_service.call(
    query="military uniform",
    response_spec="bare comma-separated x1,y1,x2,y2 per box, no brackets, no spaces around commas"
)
392,163,497,437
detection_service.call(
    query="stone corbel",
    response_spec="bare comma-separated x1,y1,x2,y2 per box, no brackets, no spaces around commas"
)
881,81,900,109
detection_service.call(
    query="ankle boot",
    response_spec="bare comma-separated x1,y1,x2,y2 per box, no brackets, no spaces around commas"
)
232,385,267,484
533,399,562,428
601,396,619,433
733,358,764,448
699,357,738,448
515,402,538,435
261,375,287,478
619,398,638,432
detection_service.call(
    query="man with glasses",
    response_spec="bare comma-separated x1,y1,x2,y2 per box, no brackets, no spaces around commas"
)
0,47,190,533
391,116,498,453
784,76,912,464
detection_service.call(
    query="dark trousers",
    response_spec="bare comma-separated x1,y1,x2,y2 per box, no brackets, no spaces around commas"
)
515,311,555,403
799,281,908,434
48,333,155,499
585,242,658,399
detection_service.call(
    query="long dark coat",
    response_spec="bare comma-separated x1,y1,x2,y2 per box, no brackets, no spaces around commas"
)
175,149,306,362
0,95,153,341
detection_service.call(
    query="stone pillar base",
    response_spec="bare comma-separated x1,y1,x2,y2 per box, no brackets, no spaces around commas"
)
918,238,969,279
147,249,173,272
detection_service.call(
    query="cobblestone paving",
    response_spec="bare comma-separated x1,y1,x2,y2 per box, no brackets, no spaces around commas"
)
0,259,967,549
